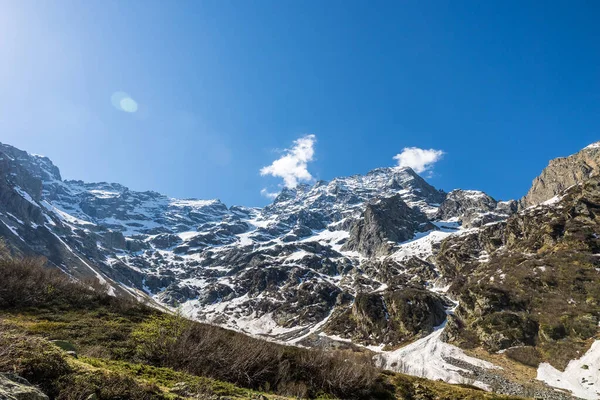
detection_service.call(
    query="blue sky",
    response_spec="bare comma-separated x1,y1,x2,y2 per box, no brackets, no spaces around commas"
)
0,0,598,206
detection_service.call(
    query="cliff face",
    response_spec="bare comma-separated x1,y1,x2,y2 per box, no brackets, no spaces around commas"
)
343,195,436,257
520,142,600,208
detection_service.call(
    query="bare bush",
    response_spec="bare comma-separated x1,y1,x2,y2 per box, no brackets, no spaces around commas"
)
131,314,388,399
57,371,162,400
0,254,140,313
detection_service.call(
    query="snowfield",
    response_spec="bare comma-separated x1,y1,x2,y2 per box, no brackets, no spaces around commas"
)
537,340,600,400
374,320,499,391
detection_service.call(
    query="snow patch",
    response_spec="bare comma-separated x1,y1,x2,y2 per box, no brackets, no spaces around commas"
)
390,229,454,262
584,142,600,150
537,340,600,400
375,321,499,390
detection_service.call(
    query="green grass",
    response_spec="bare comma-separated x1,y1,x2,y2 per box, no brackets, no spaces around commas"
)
1,310,524,400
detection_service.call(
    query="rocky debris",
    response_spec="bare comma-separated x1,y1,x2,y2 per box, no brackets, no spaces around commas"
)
444,357,575,400
196,284,236,306
158,283,200,306
0,373,49,400
4,139,599,398
170,382,193,396
264,167,446,227
149,233,182,249
344,195,436,257
521,141,600,208
0,142,454,321
101,230,126,249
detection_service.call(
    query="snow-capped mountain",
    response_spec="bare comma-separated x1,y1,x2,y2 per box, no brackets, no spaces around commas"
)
0,142,483,339
2,140,600,399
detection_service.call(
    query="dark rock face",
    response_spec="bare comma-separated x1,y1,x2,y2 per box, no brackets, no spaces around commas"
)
5,139,600,397
520,142,600,208
325,287,447,346
149,234,182,249
101,231,126,249
438,176,600,368
343,195,436,257
158,283,200,306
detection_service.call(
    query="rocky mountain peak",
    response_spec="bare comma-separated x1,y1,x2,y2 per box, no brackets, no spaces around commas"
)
1,139,598,399
264,166,446,225
583,141,600,150
520,141,600,208
0,143,62,186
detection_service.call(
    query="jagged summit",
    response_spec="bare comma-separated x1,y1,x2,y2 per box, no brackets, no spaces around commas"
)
0,142,62,183
266,165,446,224
520,139,600,208
436,189,517,228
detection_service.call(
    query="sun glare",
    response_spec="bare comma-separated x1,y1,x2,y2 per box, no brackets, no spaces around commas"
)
111,91,138,113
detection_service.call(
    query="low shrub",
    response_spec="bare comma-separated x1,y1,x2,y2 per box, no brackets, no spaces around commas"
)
57,371,165,400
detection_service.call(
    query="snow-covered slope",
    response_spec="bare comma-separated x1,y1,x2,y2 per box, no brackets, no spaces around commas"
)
0,142,474,341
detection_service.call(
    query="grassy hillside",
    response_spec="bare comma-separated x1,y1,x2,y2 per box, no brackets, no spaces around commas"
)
0,248,521,399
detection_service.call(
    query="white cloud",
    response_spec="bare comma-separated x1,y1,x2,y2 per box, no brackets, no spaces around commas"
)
393,147,444,173
260,134,316,188
260,188,279,199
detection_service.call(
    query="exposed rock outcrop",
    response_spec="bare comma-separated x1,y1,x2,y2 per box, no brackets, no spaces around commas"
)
438,176,600,368
325,287,448,346
520,141,600,208
343,195,436,257
0,374,49,400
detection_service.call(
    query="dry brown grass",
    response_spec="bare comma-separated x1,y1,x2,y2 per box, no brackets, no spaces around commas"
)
132,313,387,399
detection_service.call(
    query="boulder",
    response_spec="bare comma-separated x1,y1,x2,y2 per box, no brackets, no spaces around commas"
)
0,373,49,400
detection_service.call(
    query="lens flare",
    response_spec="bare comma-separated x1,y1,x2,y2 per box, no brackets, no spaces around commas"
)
111,91,138,113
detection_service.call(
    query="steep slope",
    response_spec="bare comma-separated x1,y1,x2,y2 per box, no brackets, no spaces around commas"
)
521,142,600,208
0,146,129,295
344,194,436,257
0,251,524,400
0,142,471,344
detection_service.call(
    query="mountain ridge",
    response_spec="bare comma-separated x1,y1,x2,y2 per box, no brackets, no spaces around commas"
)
1,140,599,399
